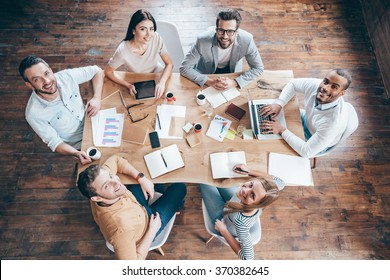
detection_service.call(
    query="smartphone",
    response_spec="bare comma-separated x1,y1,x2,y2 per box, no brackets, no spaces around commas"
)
149,131,161,148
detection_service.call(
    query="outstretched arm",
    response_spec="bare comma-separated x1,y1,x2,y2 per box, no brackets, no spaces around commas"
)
55,142,92,165
85,67,104,117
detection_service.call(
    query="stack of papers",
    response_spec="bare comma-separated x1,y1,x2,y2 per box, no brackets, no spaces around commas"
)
268,152,313,186
201,86,240,108
91,108,124,147
155,104,186,139
206,114,232,142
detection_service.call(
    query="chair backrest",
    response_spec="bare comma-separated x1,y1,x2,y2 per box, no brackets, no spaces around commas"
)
341,102,359,142
106,192,177,254
156,20,184,73
201,200,261,245
317,102,359,157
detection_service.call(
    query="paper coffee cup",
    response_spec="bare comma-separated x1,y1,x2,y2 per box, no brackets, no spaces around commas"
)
196,93,206,106
194,123,202,133
87,147,101,161
165,91,176,102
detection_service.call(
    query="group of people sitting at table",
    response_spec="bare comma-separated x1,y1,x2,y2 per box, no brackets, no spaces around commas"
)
18,7,354,260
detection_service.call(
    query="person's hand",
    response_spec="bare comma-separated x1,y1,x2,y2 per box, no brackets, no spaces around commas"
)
148,212,162,234
259,103,282,119
155,82,165,98
260,120,286,135
85,97,101,117
215,219,228,234
205,78,219,89
214,77,238,91
139,177,155,200
232,164,250,175
76,150,92,165
127,83,137,96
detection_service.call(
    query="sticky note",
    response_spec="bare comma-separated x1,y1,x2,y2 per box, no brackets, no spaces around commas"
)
225,129,236,140
243,129,254,139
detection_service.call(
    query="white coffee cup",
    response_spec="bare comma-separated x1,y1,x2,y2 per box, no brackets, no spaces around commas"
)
86,147,101,161
196,93,206,106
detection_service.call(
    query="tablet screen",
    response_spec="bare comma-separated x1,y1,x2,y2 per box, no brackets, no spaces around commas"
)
134,80,156,100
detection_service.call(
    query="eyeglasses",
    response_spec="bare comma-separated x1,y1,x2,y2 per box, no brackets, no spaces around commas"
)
216,28,237,36
126,103,149,123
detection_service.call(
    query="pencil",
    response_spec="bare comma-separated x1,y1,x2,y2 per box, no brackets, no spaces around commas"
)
160,153,168,167
156,113,161,129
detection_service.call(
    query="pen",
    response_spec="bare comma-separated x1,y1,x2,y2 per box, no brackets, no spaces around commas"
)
118,90,127,108
235,167,248,173
161,153,168,167
156,113,161,130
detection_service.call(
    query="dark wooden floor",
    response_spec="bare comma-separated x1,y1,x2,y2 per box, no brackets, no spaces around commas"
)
0,0,389,260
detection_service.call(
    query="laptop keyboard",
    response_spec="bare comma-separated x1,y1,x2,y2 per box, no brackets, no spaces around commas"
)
256,104,272,134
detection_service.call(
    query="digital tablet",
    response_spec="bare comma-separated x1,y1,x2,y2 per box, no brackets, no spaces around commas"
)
134,80,156,100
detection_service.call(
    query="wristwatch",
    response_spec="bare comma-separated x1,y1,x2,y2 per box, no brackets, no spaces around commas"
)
135,172,144,181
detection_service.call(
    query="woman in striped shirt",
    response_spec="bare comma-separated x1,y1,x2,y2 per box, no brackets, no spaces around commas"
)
200,164,284,260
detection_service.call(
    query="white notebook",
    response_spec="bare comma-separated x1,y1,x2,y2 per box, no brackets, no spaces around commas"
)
144,144,185,179
201,86,240,108
210,151,248,179
268,152,313,186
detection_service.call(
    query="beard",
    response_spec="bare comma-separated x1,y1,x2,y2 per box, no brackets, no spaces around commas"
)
34,80,58,96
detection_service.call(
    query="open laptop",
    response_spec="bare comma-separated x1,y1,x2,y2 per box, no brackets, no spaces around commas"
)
248,98,287,140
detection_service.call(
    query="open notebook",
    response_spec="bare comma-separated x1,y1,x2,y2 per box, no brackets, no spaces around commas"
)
144,144,184,179
201,86,240,108
210,151,248,179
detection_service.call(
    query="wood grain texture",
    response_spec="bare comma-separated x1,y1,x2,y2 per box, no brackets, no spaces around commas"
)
0,0,389,260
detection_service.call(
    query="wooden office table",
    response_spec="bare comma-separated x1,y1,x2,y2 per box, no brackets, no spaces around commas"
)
78,70,304,187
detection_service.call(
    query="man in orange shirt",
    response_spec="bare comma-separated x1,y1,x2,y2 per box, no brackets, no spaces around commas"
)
77,154,187,259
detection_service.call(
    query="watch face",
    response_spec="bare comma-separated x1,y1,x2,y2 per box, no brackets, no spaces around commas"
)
138,172,144,178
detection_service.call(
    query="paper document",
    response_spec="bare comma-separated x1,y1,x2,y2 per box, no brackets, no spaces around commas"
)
155,104,186,139
268,152,313,186
92,108,124,147
206,114,232,142
201,87,240,108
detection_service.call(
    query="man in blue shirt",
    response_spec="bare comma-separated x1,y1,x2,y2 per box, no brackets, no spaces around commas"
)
19,55,104,164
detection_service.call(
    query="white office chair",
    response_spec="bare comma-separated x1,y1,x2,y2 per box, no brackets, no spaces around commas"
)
311,102,359,168
106,192,177,256
156,20,185,73
201,200,261,246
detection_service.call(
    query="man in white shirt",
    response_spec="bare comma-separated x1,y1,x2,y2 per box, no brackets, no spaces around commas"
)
19,55,104,165
260,69,353,158
180,8,264,91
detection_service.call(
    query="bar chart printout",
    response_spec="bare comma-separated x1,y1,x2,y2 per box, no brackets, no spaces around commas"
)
92,108,124,147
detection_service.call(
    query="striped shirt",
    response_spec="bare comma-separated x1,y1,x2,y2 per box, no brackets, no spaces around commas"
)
226,176,284,260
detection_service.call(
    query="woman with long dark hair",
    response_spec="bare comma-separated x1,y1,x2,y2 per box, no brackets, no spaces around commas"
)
105,9,173,98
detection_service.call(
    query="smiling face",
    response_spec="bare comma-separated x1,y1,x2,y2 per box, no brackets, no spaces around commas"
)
24,62,58,99
133,19,155,44
236,179,267,206
216,19,238,49
90,169,127,205
316,70,348,104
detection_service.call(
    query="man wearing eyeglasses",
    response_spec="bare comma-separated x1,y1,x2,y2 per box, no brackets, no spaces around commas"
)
180,8,264,91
